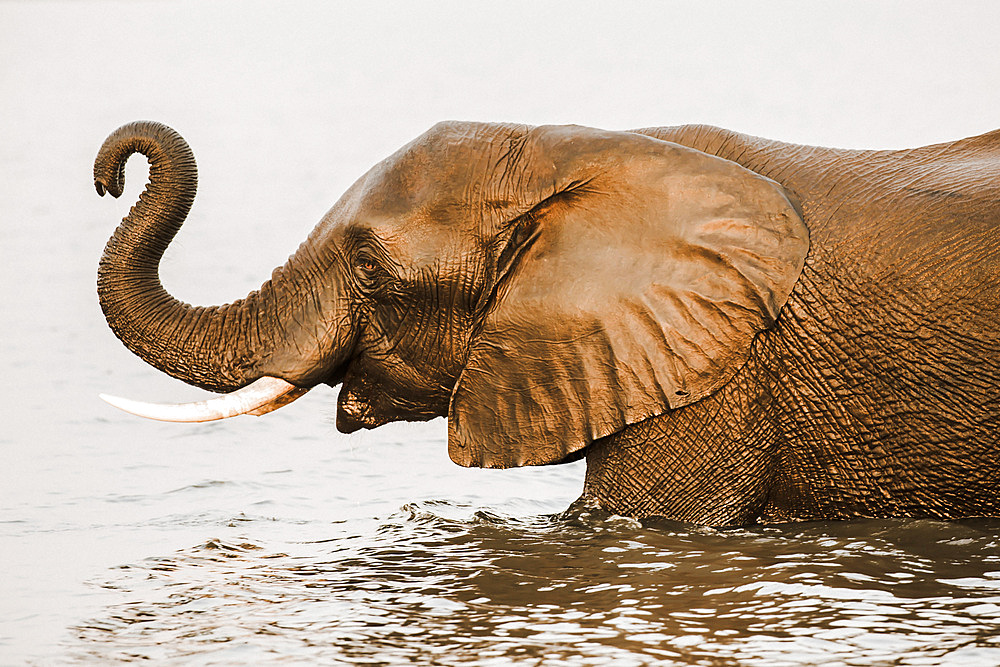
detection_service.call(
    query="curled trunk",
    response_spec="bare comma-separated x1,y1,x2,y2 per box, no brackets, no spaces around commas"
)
95,121,349,394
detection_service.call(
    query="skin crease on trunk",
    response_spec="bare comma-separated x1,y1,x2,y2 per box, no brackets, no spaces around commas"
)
582,125,1000,525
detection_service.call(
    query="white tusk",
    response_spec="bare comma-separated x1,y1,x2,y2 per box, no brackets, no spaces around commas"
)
99,376,309,423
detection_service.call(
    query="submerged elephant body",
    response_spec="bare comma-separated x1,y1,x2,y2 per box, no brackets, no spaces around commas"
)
95,121,1000,526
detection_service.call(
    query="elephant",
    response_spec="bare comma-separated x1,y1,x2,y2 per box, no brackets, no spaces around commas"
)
94,120,1000,526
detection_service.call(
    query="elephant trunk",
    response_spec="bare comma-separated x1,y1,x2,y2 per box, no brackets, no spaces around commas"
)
95,121,353,398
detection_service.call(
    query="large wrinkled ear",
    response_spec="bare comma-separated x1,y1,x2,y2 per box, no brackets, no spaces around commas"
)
448,125,808,468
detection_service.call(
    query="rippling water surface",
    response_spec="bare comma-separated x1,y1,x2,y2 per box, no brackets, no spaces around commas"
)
4,1,1000,664
71,504,1000,665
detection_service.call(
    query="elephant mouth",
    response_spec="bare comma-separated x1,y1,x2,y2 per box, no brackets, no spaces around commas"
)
334,371,446,434
334,369,380,432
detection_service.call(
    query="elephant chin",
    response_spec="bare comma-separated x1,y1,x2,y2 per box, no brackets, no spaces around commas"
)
335,401,385,434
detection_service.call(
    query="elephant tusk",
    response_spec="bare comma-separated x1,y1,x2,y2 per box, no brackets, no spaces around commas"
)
99,376,310,423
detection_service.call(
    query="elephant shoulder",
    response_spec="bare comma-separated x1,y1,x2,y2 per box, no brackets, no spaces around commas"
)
630,124,754,160
628,125,839,191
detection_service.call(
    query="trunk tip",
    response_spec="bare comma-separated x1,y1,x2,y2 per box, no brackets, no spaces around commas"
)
94,176,122,198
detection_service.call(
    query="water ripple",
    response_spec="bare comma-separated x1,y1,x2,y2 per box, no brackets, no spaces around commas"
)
68,508,1000,665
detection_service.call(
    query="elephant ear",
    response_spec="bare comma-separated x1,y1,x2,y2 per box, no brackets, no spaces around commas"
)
447,125,808,468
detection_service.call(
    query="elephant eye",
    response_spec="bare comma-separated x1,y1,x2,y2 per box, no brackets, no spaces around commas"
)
353,253,386,289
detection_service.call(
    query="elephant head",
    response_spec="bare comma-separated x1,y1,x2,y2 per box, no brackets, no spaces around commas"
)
96,120,808,468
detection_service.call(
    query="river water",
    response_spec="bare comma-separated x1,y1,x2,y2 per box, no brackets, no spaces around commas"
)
3,2,1000,664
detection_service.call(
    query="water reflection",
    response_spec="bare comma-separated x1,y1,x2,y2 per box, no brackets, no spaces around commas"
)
73,506,1000,665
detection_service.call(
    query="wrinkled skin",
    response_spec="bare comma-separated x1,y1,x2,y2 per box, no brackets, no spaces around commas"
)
95,120,1000,526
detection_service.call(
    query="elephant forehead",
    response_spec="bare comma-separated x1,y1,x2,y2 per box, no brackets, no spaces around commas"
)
314,191,482,266
352,213,480,268
355,134,507,215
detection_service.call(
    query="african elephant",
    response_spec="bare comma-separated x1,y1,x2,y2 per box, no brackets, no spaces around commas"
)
94,120,1000,526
